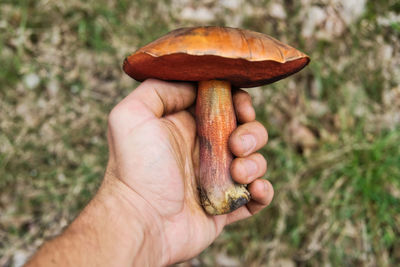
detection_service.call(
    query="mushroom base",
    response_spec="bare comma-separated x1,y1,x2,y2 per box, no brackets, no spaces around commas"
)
199,182,250,215
196,80,251,215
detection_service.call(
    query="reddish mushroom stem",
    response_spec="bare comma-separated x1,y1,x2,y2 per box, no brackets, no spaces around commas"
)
196,80,250,215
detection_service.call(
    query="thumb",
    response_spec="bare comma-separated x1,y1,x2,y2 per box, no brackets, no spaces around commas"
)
109,79,196,128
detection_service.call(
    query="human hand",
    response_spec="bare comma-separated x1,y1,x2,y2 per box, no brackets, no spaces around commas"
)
105,79,273,265
25,79,273,267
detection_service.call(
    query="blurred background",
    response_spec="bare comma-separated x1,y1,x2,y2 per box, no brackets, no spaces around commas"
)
0,0,399,266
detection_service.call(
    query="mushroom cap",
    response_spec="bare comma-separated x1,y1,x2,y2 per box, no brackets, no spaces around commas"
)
123,26,310,88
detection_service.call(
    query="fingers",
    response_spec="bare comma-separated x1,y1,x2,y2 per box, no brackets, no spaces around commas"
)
229,121,268,157
225,179,274,224
230,153,267,184
132,79,196,117
226,116,271,224
232,89,256,123
246,179,274,214
108,79,196,130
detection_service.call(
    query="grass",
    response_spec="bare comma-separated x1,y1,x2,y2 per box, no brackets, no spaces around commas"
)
219,128,400,265
1,0,399,266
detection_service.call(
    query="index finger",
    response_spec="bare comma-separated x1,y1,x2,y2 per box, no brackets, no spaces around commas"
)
232,89,256,123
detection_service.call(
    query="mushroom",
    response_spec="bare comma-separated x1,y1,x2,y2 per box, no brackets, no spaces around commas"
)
123,26,310,215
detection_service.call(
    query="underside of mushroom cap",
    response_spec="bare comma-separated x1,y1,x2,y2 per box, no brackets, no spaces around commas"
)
123,26,310,88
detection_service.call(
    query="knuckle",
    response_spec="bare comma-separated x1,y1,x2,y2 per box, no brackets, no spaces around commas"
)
243,91,252,102
252,153,267,174
266,182,274,204
108,99,142,128
229,134,242,152
257,153,267,165
141,78,158,87
263,157,268,170
256,122,268,143
239,90,252,104
231,159,245,180
254,120,266,130
142,78,169,93
108,105,122,128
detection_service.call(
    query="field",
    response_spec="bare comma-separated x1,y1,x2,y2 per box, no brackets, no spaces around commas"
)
1,0,399,266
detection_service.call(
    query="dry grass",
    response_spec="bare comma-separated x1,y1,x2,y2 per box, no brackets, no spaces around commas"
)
1,0,399,266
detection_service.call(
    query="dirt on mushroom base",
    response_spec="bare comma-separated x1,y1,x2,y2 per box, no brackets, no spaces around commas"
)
0,0,399,266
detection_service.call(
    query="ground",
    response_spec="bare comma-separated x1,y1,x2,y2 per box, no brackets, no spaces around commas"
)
0,0,399,266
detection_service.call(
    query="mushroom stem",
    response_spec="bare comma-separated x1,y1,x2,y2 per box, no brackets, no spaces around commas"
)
196,80,250,215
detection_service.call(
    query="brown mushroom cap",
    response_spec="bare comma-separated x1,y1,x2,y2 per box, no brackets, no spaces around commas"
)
123,26,310,88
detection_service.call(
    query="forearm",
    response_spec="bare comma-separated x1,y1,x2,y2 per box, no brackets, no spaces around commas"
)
25,177,165,267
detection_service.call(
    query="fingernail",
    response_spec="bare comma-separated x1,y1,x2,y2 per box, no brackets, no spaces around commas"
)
244,159,258,177
240,134,256,154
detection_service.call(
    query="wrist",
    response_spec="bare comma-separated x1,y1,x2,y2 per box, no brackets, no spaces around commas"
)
67,173,168,266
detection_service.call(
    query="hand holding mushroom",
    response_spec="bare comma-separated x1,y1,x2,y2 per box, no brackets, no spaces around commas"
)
26,79,272,267
26,27,308,266
124,26,309,214
102,79,272,264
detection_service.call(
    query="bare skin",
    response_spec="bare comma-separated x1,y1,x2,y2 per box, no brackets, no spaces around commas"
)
26,79,273,267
